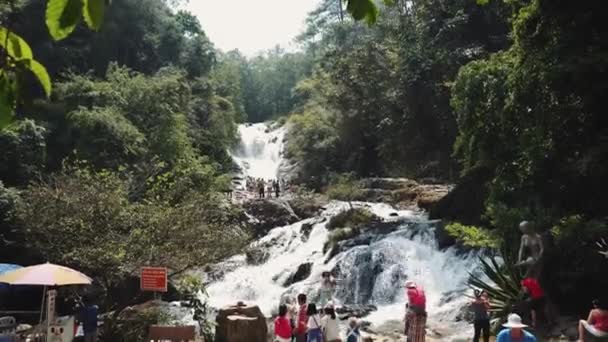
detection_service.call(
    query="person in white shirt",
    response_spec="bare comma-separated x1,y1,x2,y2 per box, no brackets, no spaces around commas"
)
306,303,323,342
321,302,342,342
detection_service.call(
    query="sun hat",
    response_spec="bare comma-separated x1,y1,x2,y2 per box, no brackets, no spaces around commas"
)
503,313,528,328
404,280,417,289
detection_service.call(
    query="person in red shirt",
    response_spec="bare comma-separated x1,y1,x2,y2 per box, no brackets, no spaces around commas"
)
275,304,293,342
578,299,608,341
521,277,545,328
404,281,427,342
294,294,308,342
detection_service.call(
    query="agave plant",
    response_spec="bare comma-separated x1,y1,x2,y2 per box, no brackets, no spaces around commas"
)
468,251,524,329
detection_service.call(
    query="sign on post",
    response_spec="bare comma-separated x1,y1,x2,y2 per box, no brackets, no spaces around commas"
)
47,289,57,323
140,267,168,292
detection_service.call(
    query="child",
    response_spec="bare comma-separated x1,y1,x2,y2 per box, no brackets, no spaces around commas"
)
275,304,293,342
346,317,360,342
307,303,322,342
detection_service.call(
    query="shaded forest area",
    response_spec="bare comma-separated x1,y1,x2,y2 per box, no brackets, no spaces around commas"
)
284,0,607,316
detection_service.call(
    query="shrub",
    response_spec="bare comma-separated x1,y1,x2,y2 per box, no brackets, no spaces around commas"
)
326,173,364,208
323,207,378,253
323,227,359,253
327,208,375,230
445,222,500,248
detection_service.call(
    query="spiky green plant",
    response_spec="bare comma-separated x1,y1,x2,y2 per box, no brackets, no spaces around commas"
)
468,252,524,329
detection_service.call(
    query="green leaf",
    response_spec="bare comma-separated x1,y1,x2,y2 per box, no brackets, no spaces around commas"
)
25,60,52,98
346,0,379,25
46,0,83,41
477,0,490,4
0,27,34,60
83,0,105,31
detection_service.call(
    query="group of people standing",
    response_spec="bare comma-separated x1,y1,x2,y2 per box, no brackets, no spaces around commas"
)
246,177,284,199
274,293,360,342
470,275,608,342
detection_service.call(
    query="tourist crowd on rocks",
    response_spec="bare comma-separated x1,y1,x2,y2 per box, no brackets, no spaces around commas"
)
245,177,288,199
269,220,608,342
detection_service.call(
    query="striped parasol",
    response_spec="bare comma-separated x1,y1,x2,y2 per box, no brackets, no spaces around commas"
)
0,262,92,286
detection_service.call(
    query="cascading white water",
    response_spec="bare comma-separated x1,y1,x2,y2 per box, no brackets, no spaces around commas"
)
230,123,286,181
209,122,479,339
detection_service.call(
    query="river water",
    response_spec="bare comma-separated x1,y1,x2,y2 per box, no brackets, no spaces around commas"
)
207,122,479,339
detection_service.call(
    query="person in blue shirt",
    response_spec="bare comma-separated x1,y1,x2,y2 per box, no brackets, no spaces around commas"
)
77,295,99,342
497,313,537,342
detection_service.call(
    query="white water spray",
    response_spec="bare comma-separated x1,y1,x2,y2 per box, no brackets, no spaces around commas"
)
209,122,478,338
230,123,286,181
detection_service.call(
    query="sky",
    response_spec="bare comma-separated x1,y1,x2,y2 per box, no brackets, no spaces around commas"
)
185,0,321,57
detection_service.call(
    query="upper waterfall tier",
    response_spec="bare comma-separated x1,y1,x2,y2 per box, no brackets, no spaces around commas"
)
231,123,286,180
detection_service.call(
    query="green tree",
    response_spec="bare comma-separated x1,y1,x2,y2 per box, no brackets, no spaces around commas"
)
18,166,249,309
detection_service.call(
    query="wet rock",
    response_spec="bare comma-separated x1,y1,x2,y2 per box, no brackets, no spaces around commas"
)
242,199,300,237
215,304,267,342
336,304,378,319
245,246,269,265
361,178,418,190
300,222,313,241
433,220,456,250
283,262,312,286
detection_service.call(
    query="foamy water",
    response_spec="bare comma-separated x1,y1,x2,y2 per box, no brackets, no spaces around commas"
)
230,123,285,180
207,122,479,339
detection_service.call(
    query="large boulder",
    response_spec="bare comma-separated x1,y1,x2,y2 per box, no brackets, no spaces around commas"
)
428,165,493,225
215,304,267,342
283,262,312,286
357,178,451,209
242,199,300,237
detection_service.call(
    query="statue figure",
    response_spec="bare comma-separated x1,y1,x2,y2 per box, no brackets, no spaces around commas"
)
516,221,544,277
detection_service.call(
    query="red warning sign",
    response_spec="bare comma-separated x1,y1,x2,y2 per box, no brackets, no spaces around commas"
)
140,267,168,292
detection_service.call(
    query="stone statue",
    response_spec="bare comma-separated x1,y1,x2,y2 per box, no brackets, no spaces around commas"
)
516,221,544,276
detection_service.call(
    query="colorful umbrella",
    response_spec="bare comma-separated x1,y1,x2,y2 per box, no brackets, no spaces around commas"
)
0,262,92,286
0,263,21,275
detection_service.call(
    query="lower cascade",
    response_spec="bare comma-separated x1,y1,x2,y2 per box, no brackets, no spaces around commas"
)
205,122,481,339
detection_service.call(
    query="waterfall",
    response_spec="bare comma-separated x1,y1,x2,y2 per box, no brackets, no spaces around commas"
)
208,122,478,339
230,123,286,181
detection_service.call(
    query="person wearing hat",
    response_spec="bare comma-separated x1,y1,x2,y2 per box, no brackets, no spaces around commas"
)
321,302,341,342
497,313,537,342
404,281,427,342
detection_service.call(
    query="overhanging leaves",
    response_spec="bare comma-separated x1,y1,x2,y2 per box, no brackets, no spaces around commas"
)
346,0,379,25
46,0,83,41
83,0,105,31
24,60,52,98
0,27,34,60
